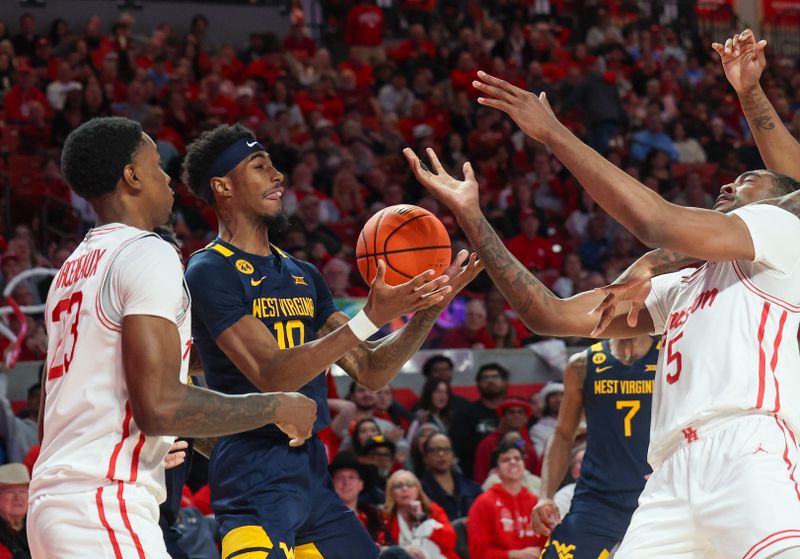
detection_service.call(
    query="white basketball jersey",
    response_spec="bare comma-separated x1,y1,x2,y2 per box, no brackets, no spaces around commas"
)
31,223,191,504
645,204,800,468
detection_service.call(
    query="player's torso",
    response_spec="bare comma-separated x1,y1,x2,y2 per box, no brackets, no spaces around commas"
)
32,224,191,502
188,240,332,434
577,339,658,502
650,261,800,466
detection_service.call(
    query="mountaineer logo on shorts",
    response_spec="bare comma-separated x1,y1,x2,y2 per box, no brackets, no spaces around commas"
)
236,259,254,274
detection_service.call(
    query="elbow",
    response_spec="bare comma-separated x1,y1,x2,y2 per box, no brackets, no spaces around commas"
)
632,220,666,249
130,398,174,436
357,374,386,392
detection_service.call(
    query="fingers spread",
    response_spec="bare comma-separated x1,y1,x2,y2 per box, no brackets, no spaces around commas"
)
463,160,476,182
426,147,446,174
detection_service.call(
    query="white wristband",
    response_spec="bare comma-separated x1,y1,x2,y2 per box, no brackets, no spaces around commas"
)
347,310,379,341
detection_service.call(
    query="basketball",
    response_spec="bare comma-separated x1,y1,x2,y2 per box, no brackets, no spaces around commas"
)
356,205,452,286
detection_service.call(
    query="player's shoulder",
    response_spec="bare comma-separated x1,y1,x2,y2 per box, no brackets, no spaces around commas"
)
185,243,240,286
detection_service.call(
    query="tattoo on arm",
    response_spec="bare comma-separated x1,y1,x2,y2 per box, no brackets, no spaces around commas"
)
167,386,281,438
467,215,555,320
740,88,777,133
649,249,701,275
319,308,440,386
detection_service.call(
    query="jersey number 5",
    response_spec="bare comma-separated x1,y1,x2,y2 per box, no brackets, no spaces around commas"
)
616,400,641,437
666,332,684,384
47,291,84,381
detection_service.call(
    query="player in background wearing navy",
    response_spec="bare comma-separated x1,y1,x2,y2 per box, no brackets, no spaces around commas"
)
181,123,482,559
535,335,658,559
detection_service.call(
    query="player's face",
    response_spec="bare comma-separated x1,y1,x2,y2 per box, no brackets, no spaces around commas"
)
229,152,284,220
132,134,173,228
713,171,779,213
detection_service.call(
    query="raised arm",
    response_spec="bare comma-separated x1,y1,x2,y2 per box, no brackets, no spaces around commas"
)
317,250,484,390
712,29,800,179
205,261,450,393
403,147,653,339
531,351,586,536
472,72,757,262
122,314,316,445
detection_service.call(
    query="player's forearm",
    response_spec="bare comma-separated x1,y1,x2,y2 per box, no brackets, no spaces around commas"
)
138,385,284,437
540,430,573,500
642,249,701,276
457,213,597,336
545,126,674,246
355,307,441,390
739,85,800,179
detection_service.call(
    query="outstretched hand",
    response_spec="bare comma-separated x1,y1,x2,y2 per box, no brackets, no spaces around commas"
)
363,260,452,327
403,147,480,219
472,71,562,144
430,249,484,312
711,29,767,93
589,261,654,337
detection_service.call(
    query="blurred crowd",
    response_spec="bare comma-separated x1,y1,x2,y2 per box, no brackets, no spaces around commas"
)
0,1,798,554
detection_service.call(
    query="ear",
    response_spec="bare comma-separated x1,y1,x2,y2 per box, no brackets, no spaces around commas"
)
211,177,232,200
122,163,142,192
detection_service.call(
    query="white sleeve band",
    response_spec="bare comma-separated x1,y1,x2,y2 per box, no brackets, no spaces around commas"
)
347,310,379,341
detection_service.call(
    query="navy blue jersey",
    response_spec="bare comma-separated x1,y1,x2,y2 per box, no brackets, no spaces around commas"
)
575,338,659,507
184,239,338,435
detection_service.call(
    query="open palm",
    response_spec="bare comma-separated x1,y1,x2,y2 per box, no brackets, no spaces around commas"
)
403,147,480,218
711,29,767,93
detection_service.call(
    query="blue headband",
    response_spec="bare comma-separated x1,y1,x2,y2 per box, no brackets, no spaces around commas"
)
204,138,265,194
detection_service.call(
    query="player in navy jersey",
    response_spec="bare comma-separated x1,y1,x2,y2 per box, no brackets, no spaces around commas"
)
534,335,659,559
181,124,481,559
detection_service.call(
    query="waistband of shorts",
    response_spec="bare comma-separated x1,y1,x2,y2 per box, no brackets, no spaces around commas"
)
651,410,775,467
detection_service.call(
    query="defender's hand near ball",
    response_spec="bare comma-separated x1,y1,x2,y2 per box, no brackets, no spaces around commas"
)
362,260,451,327
403,147,480,222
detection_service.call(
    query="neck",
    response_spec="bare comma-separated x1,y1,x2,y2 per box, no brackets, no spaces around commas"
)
609,337,652,365
503,480,523,495
5,515,23,532
93,197,155,232
482,395,504,408
432,469,453,482
217,207,272,256
344,498,357,512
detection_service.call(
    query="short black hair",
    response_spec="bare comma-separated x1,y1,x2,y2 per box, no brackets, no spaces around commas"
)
490,439,524,468
182,123,254,204
771,172,800,197
421,355,453,378
476,363,510,383
61,117,145,200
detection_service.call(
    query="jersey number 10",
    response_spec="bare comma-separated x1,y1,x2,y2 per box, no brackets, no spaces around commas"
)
272,320,306,349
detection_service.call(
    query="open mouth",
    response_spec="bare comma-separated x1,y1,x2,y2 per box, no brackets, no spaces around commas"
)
265,188,283,201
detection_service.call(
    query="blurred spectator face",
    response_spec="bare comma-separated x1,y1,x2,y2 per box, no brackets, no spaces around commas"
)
0,482,28,528
477,367,508,400
332,468,363,504
490,312,511,339
587,216,606,241
613,231,635,255
578,272,606,291
563,254,583,277
485,286,505,318
544,392,562,417
322,258,350,295
414,423,441,455
520,212,540,238
409,24,426,43
351,384,377,411
356,420,381,446
645,114,663,134
423,433,454,474
388,471,420,508
375,386,393,413
86,16,102,39
457,52,475,71
21,15,35,34
464,300,487,332
368,445,395,477
298,196,321,224
496,447,525,484
10,283,34,307
426,359,453,383
430,381,449,411
502,405,529,430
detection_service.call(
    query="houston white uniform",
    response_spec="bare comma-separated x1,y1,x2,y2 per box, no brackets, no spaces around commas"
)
28,223,191,558
616,204,800,559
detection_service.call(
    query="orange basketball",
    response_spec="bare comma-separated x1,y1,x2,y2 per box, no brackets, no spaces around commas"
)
356,205,452,286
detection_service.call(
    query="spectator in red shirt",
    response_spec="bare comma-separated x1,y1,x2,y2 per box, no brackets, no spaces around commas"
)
330,452,390,545
473,398,539,483
229,84,266,129
345,0,385,63
438,299,496,349
338,47,374,89
468,441,547,559
384,470,459,559
4,63,52,123
282,23,316,61
504,209,562,281
450,51,480,97
388,24,436,64
246,51,286,86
